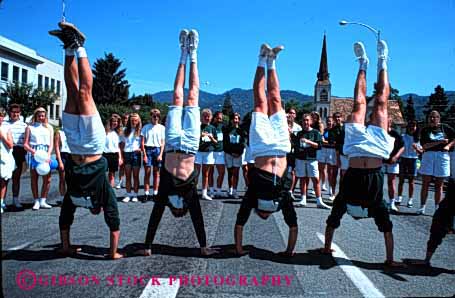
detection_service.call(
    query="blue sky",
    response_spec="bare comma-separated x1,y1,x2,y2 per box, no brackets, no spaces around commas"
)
1,0,454,99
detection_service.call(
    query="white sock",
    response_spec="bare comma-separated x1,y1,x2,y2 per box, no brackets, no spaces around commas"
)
267,57,276,70
300,195,306,202
180,48,188,65
144,190,150,196
257,56,267,68
420,204,426,210
359,58,368,71
65,49,75,56
229,187,233,195
153,190,158,195
378,57,387,74
189,50,197,63
329,188,333,196
316,197,323,204
76,47,87,58
202,189,208,196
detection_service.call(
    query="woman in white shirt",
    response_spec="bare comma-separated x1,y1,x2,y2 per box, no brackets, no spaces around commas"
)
141,109,165,199
120,113,142,202
104,114,123,187
0,107,15,213
23,107,54,210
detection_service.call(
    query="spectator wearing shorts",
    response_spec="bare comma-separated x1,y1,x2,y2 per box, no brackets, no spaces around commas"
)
4,103,27,209
293,114,330,209
120,113,142,202
195,108,218,200
384,117,404,212
141,109,165,199
0,107,14,213
418,110,455,215
286,108,302,200
327,112,343,200
103,114,123,187
397,120,422,208
116,113,129,189
23,107,54,210
223,112,247,198
209,111,226,198
317,116,335,193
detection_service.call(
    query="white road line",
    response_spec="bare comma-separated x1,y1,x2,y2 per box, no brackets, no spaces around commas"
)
5,241,35,251
139,278,180,298
316,233,385,298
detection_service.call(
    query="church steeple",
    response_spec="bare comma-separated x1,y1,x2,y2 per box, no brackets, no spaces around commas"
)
317,33,329,82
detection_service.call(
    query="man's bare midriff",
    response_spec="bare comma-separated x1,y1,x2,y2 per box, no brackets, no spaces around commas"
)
349,156,383,169
255,156,287,178
165,152,195,181
71,154,102,165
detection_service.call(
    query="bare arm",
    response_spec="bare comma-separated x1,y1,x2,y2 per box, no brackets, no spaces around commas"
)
23,127,33,154
47,128,54,158
0,129,14,149
422,139,448,150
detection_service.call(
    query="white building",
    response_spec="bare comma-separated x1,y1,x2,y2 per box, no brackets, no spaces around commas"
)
0,35,65,125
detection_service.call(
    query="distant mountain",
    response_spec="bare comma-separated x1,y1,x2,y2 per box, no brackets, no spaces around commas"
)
153,88,313,117
153,89,454,120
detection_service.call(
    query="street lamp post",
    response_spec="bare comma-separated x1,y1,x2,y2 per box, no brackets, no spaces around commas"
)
339,20,381,42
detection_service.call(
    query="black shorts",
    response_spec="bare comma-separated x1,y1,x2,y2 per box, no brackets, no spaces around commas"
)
12,146,26,168
399,157,417,178
326,167,393,233
60,152,70,166
236,168,297,227
60,156,120,231
123,151,141,168
286,153,296,169
103,152,119,172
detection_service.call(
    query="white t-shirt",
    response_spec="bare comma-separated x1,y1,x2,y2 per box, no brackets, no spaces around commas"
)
141,123,165,147
121,128,141,152
104,130,120,153
59,130,71,153
291,122,302,135
5,119,27,146
28,123,52,147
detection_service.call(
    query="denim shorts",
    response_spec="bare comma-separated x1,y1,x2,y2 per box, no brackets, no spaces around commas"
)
145,146,162,168
165,105,200,154
123,151,142,168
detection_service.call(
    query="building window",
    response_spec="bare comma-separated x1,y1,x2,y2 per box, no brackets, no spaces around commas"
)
320,89,328,101
56,104,60,120
56,80,61,95
45,77,49,90
319,107,323,116
13,66,19,82
21,69,28,84
49,104,54,119
324,108,327,118
51,78,55,92
38,74,43,89
1,62,8,81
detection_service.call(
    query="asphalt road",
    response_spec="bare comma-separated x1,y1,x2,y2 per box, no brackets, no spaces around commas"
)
1,168,454,298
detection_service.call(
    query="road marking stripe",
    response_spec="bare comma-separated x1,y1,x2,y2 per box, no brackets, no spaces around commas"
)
317,232,385,298
139,278,179,298
5,241,35,251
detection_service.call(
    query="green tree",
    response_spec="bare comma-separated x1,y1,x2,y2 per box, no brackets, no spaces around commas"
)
1,82,58,119
403,95,416,121
92,53,130,105
222,92,233,119
424,85,449,122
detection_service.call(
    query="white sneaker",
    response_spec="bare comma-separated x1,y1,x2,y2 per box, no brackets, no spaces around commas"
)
295,196,307,207
390,202,399,212
395,196,403,204
269,45,284,59
13,197,23,208
131,196,138,202
317,199,331,210
354,41,369,66
39,198,52,209
308,189,315,196
322,184,328,192
116,181,122,189
32,200,40,210
417,206,425,215
407,198,414,208
179,29,189,49
377,39,389,60
122,196,131,203
188,29,199,51
329,195,336,202
259,43,272,58
201,193,213,201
